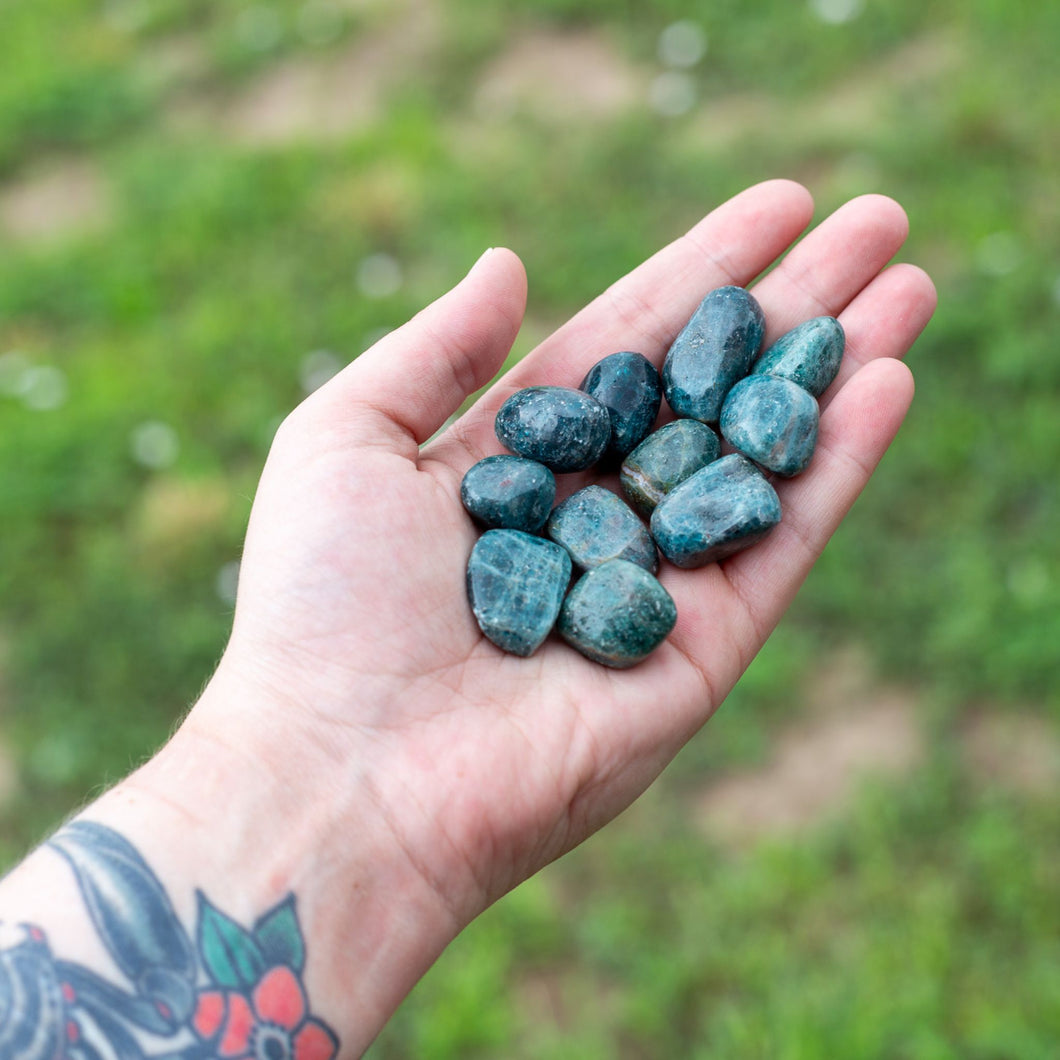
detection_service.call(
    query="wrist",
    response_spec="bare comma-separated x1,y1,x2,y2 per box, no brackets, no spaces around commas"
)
82,666,466,1056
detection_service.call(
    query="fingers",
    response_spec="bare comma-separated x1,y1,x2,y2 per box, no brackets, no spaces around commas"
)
301,248,527,452
664,356,916,706
826,262,937,400
751,194,911,343
538,178,816,368
436,179,815,464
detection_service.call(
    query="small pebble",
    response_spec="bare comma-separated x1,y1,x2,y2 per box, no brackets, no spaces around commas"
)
720,375,819,478
495,386,611,472
662,286,766,423
547,485,658,573
620,419,721,516
558,559,677,668
651,453,781,568
460,455,556,532
752,316,845,397
466,530,572,657
579,351,662,463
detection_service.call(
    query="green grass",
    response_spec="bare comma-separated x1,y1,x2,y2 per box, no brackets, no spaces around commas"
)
1,0,1059,1052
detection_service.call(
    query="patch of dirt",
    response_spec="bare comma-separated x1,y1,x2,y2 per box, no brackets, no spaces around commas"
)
134,33,211,94
0,161,112,244
960,711,1060,798
216,0,442,144
472,27,646,123
696,30,964,147
130,475,232,559
513,965,623,1037
693,648,924,844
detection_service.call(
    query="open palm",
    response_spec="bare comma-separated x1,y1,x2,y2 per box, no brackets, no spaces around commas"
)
202,180,935,925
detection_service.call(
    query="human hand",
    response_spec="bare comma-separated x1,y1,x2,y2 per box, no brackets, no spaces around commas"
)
178,179,933,912
64,179,935,1054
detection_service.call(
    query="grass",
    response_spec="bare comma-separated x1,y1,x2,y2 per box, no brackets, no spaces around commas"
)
1,0,1058,1054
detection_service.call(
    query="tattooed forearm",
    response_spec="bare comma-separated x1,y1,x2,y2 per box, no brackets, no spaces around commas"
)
0,821,338,1060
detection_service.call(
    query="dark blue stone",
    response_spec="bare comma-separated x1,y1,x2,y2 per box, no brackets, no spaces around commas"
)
752,316,845,398
558,560,677,669
650,454,781,568
466,529,572,657
547,485,657,573
495,386,611,472
662,286,766,424
460,455,556,532
579,351,662,463
620,419,721,516
720,375,819,478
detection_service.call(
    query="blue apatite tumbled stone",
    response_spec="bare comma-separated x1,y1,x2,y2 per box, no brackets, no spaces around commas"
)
752,316,845,398
579,351,662,463
495,386,611,472
460,455,556,532
662,286,766,424
620,419,721,517
547,485,657,573
720,375,820,478
651,454,781,568
558,560,677,669
466,530,572,657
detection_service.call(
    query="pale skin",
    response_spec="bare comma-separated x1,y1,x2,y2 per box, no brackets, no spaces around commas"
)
0,180,936,1056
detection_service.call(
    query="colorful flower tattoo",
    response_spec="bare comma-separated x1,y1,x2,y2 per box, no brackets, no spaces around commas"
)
0,820,339,1060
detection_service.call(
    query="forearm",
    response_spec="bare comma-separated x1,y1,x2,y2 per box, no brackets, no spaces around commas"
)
0,669,460,1059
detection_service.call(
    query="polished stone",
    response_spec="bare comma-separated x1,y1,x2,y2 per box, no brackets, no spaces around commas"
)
662,285,766,423
579,351,662,463
651,454,781,568
495,386,611,472
547,485,657,573
620,419,721,517
466,529,572,657
752,316,845,397
460,455,556,532
720,375,819,477
558,560,677,668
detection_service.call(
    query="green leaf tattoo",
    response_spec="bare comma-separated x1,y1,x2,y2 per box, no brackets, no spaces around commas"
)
196,890,266,989
254,894,306,974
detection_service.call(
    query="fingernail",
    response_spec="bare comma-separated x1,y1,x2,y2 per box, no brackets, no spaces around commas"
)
468,247,496,275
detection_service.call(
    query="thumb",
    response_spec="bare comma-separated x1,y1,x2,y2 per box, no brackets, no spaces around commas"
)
306,247,527,451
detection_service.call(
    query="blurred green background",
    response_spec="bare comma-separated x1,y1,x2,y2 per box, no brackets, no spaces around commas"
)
1,0,1058,1055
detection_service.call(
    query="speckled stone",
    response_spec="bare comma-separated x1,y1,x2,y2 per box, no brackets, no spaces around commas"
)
651,454,781,568
752,316,845,398
579,351,662,463
547,485,657,573
495,386,611,472
620,419,721,517
662,286,766,424
460,455,556,532
720,375,819,478
466,529,572,657
558,560,677,668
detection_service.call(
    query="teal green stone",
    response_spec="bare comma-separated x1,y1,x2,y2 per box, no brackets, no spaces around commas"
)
662,286,766,424
467,530,572,657
720,375,819,478
460,455,556,532
752,316,844,398
558,560,677,669
579,351,662,463
495,386,611,472
620,419,721,517
651,454,781,568
547,485,657,573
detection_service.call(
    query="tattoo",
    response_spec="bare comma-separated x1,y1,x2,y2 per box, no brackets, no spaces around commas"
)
0,821,339,1060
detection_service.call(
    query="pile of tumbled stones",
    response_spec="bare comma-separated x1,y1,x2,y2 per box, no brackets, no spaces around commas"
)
461,285,844,668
